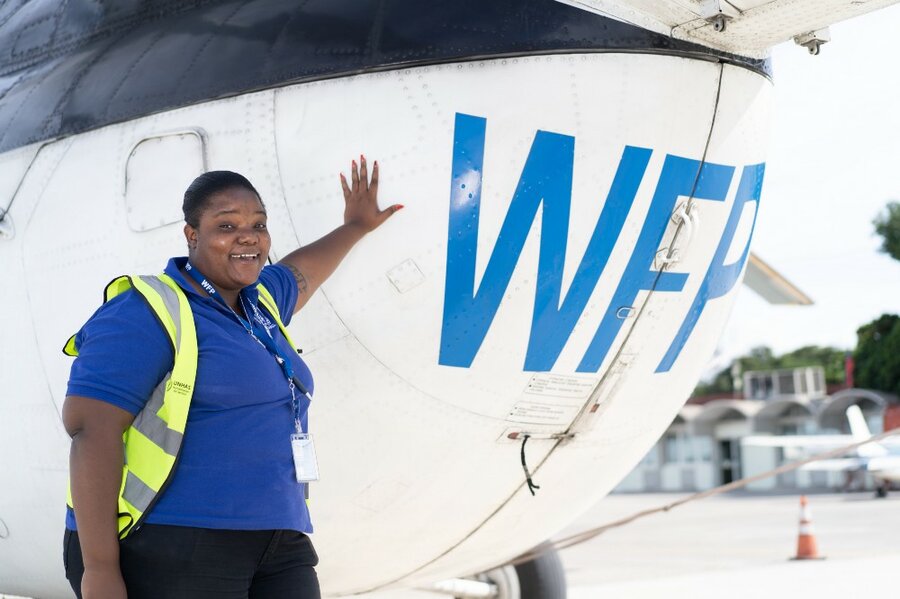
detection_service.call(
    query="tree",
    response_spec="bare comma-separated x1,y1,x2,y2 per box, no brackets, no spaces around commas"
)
874,201,900,262
693,366,734,396
692,345,848,397
739,346,778,372
854,313,900,397
693,346,775,396
778,345,847,386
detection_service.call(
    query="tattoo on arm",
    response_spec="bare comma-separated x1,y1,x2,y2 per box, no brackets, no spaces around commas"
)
285,263,309,296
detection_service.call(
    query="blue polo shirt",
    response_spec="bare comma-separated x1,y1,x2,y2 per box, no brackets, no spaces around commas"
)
65,257,314,533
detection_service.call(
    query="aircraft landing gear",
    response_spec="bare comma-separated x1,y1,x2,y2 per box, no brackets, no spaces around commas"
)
514,549,567,599
434,548,567,599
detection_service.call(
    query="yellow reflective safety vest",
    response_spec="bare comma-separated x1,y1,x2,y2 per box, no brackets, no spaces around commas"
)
64,273,298,539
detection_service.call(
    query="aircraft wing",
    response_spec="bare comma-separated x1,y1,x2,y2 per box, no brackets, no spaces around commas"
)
798,457,866,472
792,454,900,480
867,456,900,472
555,0,900,56
801,456,900,475
742,435,853,449
742,253,813,305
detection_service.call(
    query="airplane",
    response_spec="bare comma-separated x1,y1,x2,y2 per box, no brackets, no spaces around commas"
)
743,405,900,497
803,405,900,496
0,1,894,598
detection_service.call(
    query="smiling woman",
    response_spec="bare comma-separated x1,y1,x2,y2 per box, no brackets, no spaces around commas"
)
60,158,401,599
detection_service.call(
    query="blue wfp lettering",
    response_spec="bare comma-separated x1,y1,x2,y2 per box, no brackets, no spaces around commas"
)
439,112,763,374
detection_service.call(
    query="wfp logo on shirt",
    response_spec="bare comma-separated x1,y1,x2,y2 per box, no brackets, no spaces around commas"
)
253,309,276,333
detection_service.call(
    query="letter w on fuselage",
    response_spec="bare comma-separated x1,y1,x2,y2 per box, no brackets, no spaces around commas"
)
439,113,763,374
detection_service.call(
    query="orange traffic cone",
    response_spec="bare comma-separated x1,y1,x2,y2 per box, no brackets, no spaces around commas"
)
791,495,825,560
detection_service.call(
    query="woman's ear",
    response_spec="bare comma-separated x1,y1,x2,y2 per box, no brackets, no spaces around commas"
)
184,223,198,250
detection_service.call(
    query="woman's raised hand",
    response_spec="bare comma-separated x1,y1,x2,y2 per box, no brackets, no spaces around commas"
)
340,155,403,233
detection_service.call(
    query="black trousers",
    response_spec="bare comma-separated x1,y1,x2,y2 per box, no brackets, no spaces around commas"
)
64,525,320,599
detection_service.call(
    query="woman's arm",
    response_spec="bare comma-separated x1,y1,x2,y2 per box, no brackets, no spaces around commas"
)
63,396,135,599
278,156,402,314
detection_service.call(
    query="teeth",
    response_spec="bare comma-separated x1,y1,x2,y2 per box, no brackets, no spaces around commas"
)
231,254,258,258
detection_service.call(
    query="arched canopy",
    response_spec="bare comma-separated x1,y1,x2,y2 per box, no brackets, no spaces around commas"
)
677,405,703,422
754,397,815,434
666,405,702,430
817,389,897,432
692,400,762,436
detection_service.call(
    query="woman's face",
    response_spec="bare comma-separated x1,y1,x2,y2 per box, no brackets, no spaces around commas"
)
184,186,271,291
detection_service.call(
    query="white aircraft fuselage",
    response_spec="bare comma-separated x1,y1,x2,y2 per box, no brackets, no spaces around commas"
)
0,1,893,597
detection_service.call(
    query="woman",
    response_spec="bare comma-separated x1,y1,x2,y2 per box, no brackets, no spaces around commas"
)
62,157,400,599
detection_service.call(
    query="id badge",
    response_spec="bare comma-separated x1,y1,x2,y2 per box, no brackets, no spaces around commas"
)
291,433,320,482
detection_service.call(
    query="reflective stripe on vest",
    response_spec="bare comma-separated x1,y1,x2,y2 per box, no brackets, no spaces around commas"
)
64,273,294,538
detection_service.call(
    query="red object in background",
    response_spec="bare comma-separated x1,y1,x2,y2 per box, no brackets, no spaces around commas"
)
884,405,900,432
844,353,855,389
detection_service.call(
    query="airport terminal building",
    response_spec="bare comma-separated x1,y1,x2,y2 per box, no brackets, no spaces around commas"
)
615,367,900,493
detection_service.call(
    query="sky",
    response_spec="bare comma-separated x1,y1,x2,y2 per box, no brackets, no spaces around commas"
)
709,4,900,373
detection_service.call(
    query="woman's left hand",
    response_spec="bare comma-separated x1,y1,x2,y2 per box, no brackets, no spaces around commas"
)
340,155,403,233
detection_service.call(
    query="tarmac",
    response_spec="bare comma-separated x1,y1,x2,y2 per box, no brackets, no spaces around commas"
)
5,491,897,598
561,491,900,598
362,490,900,598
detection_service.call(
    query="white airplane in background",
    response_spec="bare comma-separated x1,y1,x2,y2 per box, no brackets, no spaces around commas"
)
803,406,900,496
745,405,900,497
0,1,893,598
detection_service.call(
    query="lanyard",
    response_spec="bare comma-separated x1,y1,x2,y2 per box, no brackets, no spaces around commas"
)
184,261,311,430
